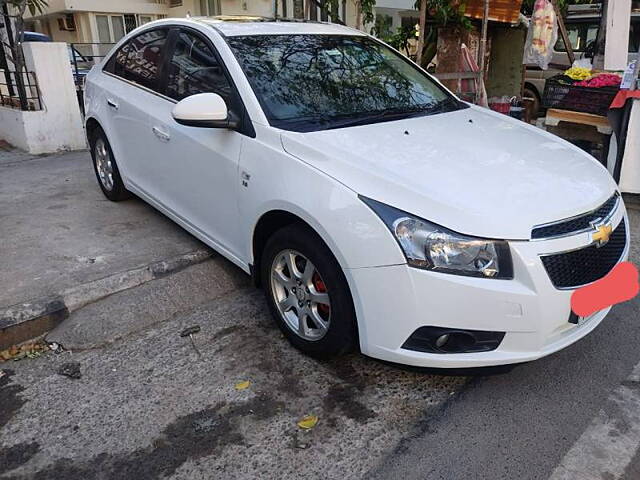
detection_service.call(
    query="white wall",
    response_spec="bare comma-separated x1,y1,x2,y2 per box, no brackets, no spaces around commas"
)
604,0,632,71
620,99,640,194
0,42,86,154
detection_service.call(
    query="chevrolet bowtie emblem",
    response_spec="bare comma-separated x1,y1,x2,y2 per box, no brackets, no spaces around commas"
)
592,223,613,247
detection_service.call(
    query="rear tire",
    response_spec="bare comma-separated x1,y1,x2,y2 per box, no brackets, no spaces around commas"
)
88,127,131,202
261,224,357,358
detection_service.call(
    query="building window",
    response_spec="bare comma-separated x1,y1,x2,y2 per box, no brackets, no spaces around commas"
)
95,14,126,43
401,16,419,31
199,0,221,16
374,14,392,37
169,0,183,7
124,14,137,34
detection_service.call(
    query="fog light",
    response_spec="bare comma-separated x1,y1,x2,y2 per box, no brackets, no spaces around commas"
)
435,334,450,348
402,326,505,354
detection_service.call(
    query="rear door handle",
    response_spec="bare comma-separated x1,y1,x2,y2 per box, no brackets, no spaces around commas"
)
106,98,118,110
152,126,170,142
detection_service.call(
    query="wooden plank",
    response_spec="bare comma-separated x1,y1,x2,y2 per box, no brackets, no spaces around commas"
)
433,72,481,80
546,108,612,134
465,0,523,24
551,0,575,65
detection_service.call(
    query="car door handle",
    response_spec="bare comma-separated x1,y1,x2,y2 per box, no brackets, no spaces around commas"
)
106,99,118,110
152,126,170,142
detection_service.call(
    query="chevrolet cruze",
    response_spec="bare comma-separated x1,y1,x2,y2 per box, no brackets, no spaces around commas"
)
84,17,630,368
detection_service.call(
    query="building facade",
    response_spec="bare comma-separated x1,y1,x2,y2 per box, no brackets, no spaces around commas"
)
24,0,360,50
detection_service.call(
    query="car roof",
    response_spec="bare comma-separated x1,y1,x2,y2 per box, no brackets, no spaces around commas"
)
194,16,364,37
23,31,52,42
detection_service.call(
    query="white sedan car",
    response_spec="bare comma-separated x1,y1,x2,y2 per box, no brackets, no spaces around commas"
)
84,17,629,368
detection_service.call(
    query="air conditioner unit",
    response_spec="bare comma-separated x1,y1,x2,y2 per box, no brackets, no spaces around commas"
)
57,14,76,32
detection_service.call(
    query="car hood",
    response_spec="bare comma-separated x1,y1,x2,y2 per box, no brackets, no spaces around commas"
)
280,106,617,240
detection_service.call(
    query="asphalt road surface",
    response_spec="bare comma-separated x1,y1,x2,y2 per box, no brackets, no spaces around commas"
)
1,201,639,480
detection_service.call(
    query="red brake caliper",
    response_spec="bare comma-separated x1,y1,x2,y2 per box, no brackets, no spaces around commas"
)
312,272,330,315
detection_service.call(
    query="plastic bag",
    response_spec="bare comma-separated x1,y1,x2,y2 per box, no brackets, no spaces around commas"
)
573,58,593,70
523,0,558,70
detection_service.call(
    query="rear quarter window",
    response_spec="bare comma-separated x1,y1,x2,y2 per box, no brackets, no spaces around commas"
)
103,29,168,92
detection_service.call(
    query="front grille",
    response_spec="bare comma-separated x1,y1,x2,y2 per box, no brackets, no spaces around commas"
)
541,219,627,289
532,193,619,239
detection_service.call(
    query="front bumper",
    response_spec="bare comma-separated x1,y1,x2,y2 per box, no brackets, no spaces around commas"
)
347,207,630,368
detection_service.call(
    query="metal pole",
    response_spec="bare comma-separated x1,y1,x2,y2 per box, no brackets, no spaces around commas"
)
1,3,16,96
477,0,489,104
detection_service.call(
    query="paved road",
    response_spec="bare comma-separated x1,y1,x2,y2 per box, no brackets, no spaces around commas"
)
0,267,464,480
1,184,639,479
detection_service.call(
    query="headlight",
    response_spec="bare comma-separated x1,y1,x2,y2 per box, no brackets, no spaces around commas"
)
361,196,513,279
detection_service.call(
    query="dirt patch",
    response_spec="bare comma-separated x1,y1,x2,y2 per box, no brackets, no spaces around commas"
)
0,443,40,475
324,383,376,424
6,396,284,480
0,370,27,430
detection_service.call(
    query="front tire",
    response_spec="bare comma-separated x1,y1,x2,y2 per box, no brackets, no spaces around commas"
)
89,127,131,202
261,224,357,358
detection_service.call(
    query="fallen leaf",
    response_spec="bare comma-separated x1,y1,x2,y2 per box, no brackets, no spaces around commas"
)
297,415,319,430
235,380,251,391
0,341,49,362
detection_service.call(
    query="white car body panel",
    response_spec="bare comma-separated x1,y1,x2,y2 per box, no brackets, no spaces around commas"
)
84,18,629,368
281,105,617,240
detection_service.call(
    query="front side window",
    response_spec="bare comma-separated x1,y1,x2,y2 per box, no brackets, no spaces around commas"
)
226,35,461,132
165,31,232,102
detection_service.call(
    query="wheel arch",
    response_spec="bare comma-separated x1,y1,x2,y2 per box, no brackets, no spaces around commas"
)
251,208,362,351
524,82,541,101
252,209,319,287
85,116,102,143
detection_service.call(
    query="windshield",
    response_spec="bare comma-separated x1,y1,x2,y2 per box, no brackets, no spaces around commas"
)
226,34,464,132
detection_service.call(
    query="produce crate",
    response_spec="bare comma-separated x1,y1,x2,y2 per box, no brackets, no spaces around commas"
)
542,76,620,117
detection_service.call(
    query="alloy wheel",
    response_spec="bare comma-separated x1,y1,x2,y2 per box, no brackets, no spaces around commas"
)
270,249,331,341
94,138,114,191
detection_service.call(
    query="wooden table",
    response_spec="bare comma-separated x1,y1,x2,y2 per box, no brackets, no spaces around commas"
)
543,108,612,165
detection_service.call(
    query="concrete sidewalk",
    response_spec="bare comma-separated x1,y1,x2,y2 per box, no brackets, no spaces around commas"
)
0,149,208,309
0,148,214,347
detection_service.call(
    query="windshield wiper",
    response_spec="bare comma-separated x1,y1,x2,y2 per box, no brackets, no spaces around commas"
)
274,99,465,132
322,107,429,130
325,100,466,130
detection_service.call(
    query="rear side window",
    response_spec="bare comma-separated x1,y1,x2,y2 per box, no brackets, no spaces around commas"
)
104,29,168,92
165,30,232,102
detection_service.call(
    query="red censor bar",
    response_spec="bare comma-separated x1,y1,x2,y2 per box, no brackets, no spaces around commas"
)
571,262,639,318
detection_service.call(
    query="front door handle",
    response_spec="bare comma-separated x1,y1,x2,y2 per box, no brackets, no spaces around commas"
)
152,126,170,142
106,98,118,110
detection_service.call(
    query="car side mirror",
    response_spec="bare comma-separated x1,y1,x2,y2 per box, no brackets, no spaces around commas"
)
172,93,238,129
